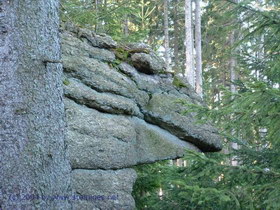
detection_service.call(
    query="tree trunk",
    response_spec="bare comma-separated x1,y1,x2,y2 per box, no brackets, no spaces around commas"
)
164,0,170,71
95,0,99,32
228,0,240,167
229,32,236,95
185,0,195,87
173,0,180,73
195,0,203,97
101,0,108,33
229,29,238,166
124,15,129,37
141,0,145,29
255,0,263,80
0,1,71,209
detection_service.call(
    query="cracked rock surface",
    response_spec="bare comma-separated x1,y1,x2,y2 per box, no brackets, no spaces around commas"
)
61,23,222,210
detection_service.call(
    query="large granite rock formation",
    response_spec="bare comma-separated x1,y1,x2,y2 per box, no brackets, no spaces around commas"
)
61,23,222,210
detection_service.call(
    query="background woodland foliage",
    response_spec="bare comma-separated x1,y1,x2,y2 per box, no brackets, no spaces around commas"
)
61,0,280,209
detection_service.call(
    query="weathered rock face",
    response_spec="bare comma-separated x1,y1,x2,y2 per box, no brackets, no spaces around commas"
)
61,23,222,209
71,169,137,210
131,52,166,74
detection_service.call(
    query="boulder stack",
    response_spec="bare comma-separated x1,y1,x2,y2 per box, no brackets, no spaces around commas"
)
61,22,222,209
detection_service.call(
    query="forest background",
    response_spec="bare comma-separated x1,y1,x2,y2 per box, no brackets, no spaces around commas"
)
61,0,280,209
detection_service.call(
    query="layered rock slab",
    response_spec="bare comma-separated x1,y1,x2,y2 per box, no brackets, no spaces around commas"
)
62,32,116,62
131,52,165,74
64,77,142,117
61,24,222,210
65,99,198,170
63,54,149,108
143,93,222,152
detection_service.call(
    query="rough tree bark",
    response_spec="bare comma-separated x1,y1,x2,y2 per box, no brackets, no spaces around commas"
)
195,0,203,97
0,1,71,209
185,0,195,87
164,0,170,71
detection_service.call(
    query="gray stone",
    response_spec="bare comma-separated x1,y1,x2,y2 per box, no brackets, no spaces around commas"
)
62,32,116,62
143,93,223,152
60,26,223,210
94,33,118,49
118,61,201,104
121,42,152,52
71,169,137,210
133,118,200,163
174,75,205,104
61,21,79,34
131,52,166,75
118,62,140,78
78,28,117,49
61,27,222,153
64,77,142,117
62,55,149,108
65,99,199,170
118,62,179,95
118,62,161,93
65,99,138,169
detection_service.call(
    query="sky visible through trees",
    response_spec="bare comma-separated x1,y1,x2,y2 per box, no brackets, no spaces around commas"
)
61,0,280,209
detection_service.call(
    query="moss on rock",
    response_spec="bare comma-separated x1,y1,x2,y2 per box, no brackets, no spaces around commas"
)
172,76,188,88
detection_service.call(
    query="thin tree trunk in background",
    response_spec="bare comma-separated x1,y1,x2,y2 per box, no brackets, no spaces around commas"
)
124,15,129,37
228,0,239,164
256,0,263,80
229,33,236,95
185,0,195,87
229,2,238,96
141,0,145,29
164,0,170,72
95,0,99,32
195,0,203,97
174,0,180,73
102,0,108,32
0,1,71,209
191,2,195,74
229,30,238,166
